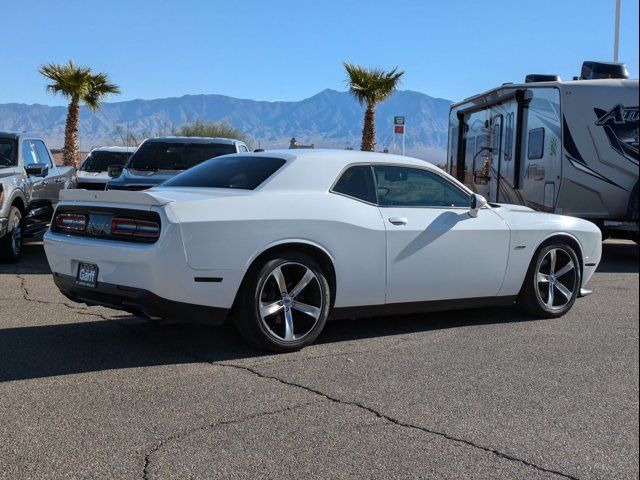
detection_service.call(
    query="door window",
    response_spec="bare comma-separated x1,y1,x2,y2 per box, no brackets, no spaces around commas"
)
374,166,469,207
22,140,39,165
32,140,53,167
332,165,376,204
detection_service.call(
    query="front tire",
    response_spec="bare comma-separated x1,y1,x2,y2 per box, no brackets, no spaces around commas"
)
235,252,331,352
517,242,581,318
0,207,23,263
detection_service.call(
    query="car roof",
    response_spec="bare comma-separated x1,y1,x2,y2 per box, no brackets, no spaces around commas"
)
247,148,436,168
143,136,244,145
230,149,449,192
90,146,136,153
0,132,41,140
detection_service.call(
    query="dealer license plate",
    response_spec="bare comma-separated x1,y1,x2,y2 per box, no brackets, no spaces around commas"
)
76,262,99,288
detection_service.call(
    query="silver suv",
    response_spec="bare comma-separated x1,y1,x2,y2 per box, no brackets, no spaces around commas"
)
0,132,75,262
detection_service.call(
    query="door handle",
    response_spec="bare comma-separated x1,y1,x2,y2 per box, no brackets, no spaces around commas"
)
388,217,408,226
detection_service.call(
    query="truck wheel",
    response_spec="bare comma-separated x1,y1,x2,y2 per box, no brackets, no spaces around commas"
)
517,242,581,318
0,207,23,263
234,252,331,352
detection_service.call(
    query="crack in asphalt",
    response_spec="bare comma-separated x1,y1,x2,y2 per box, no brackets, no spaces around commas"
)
141,400,322,480
121,325,580,480
10,278,580,480
219,362,581,480
16,274,114,320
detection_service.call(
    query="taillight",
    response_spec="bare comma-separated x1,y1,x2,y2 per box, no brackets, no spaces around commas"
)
110,217,160,239
55,213,87,232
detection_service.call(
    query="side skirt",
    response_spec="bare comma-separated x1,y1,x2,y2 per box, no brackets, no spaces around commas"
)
330,296,518,320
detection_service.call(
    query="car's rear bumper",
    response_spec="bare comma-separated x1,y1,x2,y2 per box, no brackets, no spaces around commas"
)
53,273,229,324
44,226,245,310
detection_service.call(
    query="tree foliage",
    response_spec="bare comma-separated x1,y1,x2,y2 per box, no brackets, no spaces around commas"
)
39,60,120,165
173,120,248,143
343,62,404,151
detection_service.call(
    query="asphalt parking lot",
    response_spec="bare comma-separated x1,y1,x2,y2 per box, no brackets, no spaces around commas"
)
0,241,637,480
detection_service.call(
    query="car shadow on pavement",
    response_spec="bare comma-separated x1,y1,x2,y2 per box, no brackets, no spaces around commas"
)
597,241,638,273
1,240,636,383
0,242,50,275
0,307,539,383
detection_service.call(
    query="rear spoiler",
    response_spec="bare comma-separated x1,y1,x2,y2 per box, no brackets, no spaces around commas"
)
60,189,173,206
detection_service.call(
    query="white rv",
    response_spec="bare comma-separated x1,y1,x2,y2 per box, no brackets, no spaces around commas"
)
446,61,639,241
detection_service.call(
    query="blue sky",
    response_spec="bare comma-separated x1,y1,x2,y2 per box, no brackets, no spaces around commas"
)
1,0,638,106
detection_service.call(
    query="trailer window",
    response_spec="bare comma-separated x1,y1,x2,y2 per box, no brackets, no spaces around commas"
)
504,113,514,161
527,128,545,160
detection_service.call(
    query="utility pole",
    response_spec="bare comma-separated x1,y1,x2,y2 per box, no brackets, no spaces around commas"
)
614,0,621,62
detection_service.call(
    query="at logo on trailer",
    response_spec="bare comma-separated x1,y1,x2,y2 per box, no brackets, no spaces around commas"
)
595,104,639,126
594,104,639,163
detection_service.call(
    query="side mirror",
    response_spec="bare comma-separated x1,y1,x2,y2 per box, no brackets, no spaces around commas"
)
469,193,488,218
25,164,48,177
107,164,123,178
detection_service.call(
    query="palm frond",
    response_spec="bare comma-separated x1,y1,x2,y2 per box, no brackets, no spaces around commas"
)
82,72,121,111
343,62,404,107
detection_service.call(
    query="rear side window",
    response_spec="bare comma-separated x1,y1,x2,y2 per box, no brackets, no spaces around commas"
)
527,128,545,159
161,155,286,190
332,165,376,204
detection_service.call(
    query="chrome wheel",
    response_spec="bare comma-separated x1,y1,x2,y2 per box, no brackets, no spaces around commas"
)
535,248,578,311
258,262,323,342
10,214,22,257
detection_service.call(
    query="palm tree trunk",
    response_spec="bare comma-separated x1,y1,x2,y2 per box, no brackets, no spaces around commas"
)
63,97,80,166
360,103,376,152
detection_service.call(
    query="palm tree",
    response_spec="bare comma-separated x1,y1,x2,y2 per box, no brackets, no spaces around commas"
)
343,62,404,152
39,61,120,166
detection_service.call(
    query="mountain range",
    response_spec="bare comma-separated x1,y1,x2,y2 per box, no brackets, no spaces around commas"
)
0,89,452,163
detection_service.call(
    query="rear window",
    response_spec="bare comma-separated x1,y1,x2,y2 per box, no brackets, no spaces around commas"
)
81,151,131,172
160,155,286,190
0,138,17,167
128,141,236,171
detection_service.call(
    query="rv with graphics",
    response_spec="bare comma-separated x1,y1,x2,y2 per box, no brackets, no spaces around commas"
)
446,61,639,241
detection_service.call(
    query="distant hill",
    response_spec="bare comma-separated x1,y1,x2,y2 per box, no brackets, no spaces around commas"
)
0,89,452,163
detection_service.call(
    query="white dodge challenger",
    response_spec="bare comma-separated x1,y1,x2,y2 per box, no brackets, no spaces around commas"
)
44,150,602,351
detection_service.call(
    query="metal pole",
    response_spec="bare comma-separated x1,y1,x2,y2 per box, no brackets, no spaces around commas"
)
402,127,405,156
614,0,621,62
392,127,396,154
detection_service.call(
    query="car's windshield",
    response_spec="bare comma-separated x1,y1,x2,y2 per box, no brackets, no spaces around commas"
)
128,142,236,171
81,151,131,172
0,138,17,168
160,155,286,190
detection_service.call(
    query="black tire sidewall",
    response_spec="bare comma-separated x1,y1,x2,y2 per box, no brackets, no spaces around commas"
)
0,207,23,262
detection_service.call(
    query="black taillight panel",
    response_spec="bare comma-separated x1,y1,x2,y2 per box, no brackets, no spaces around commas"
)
51,206,161,244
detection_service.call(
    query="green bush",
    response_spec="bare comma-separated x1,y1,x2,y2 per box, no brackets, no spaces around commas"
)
173,120,248,145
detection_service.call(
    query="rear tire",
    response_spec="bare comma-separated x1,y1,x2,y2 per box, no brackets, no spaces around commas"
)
234,252,331,352
0,207,23,263
517,242,581,318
